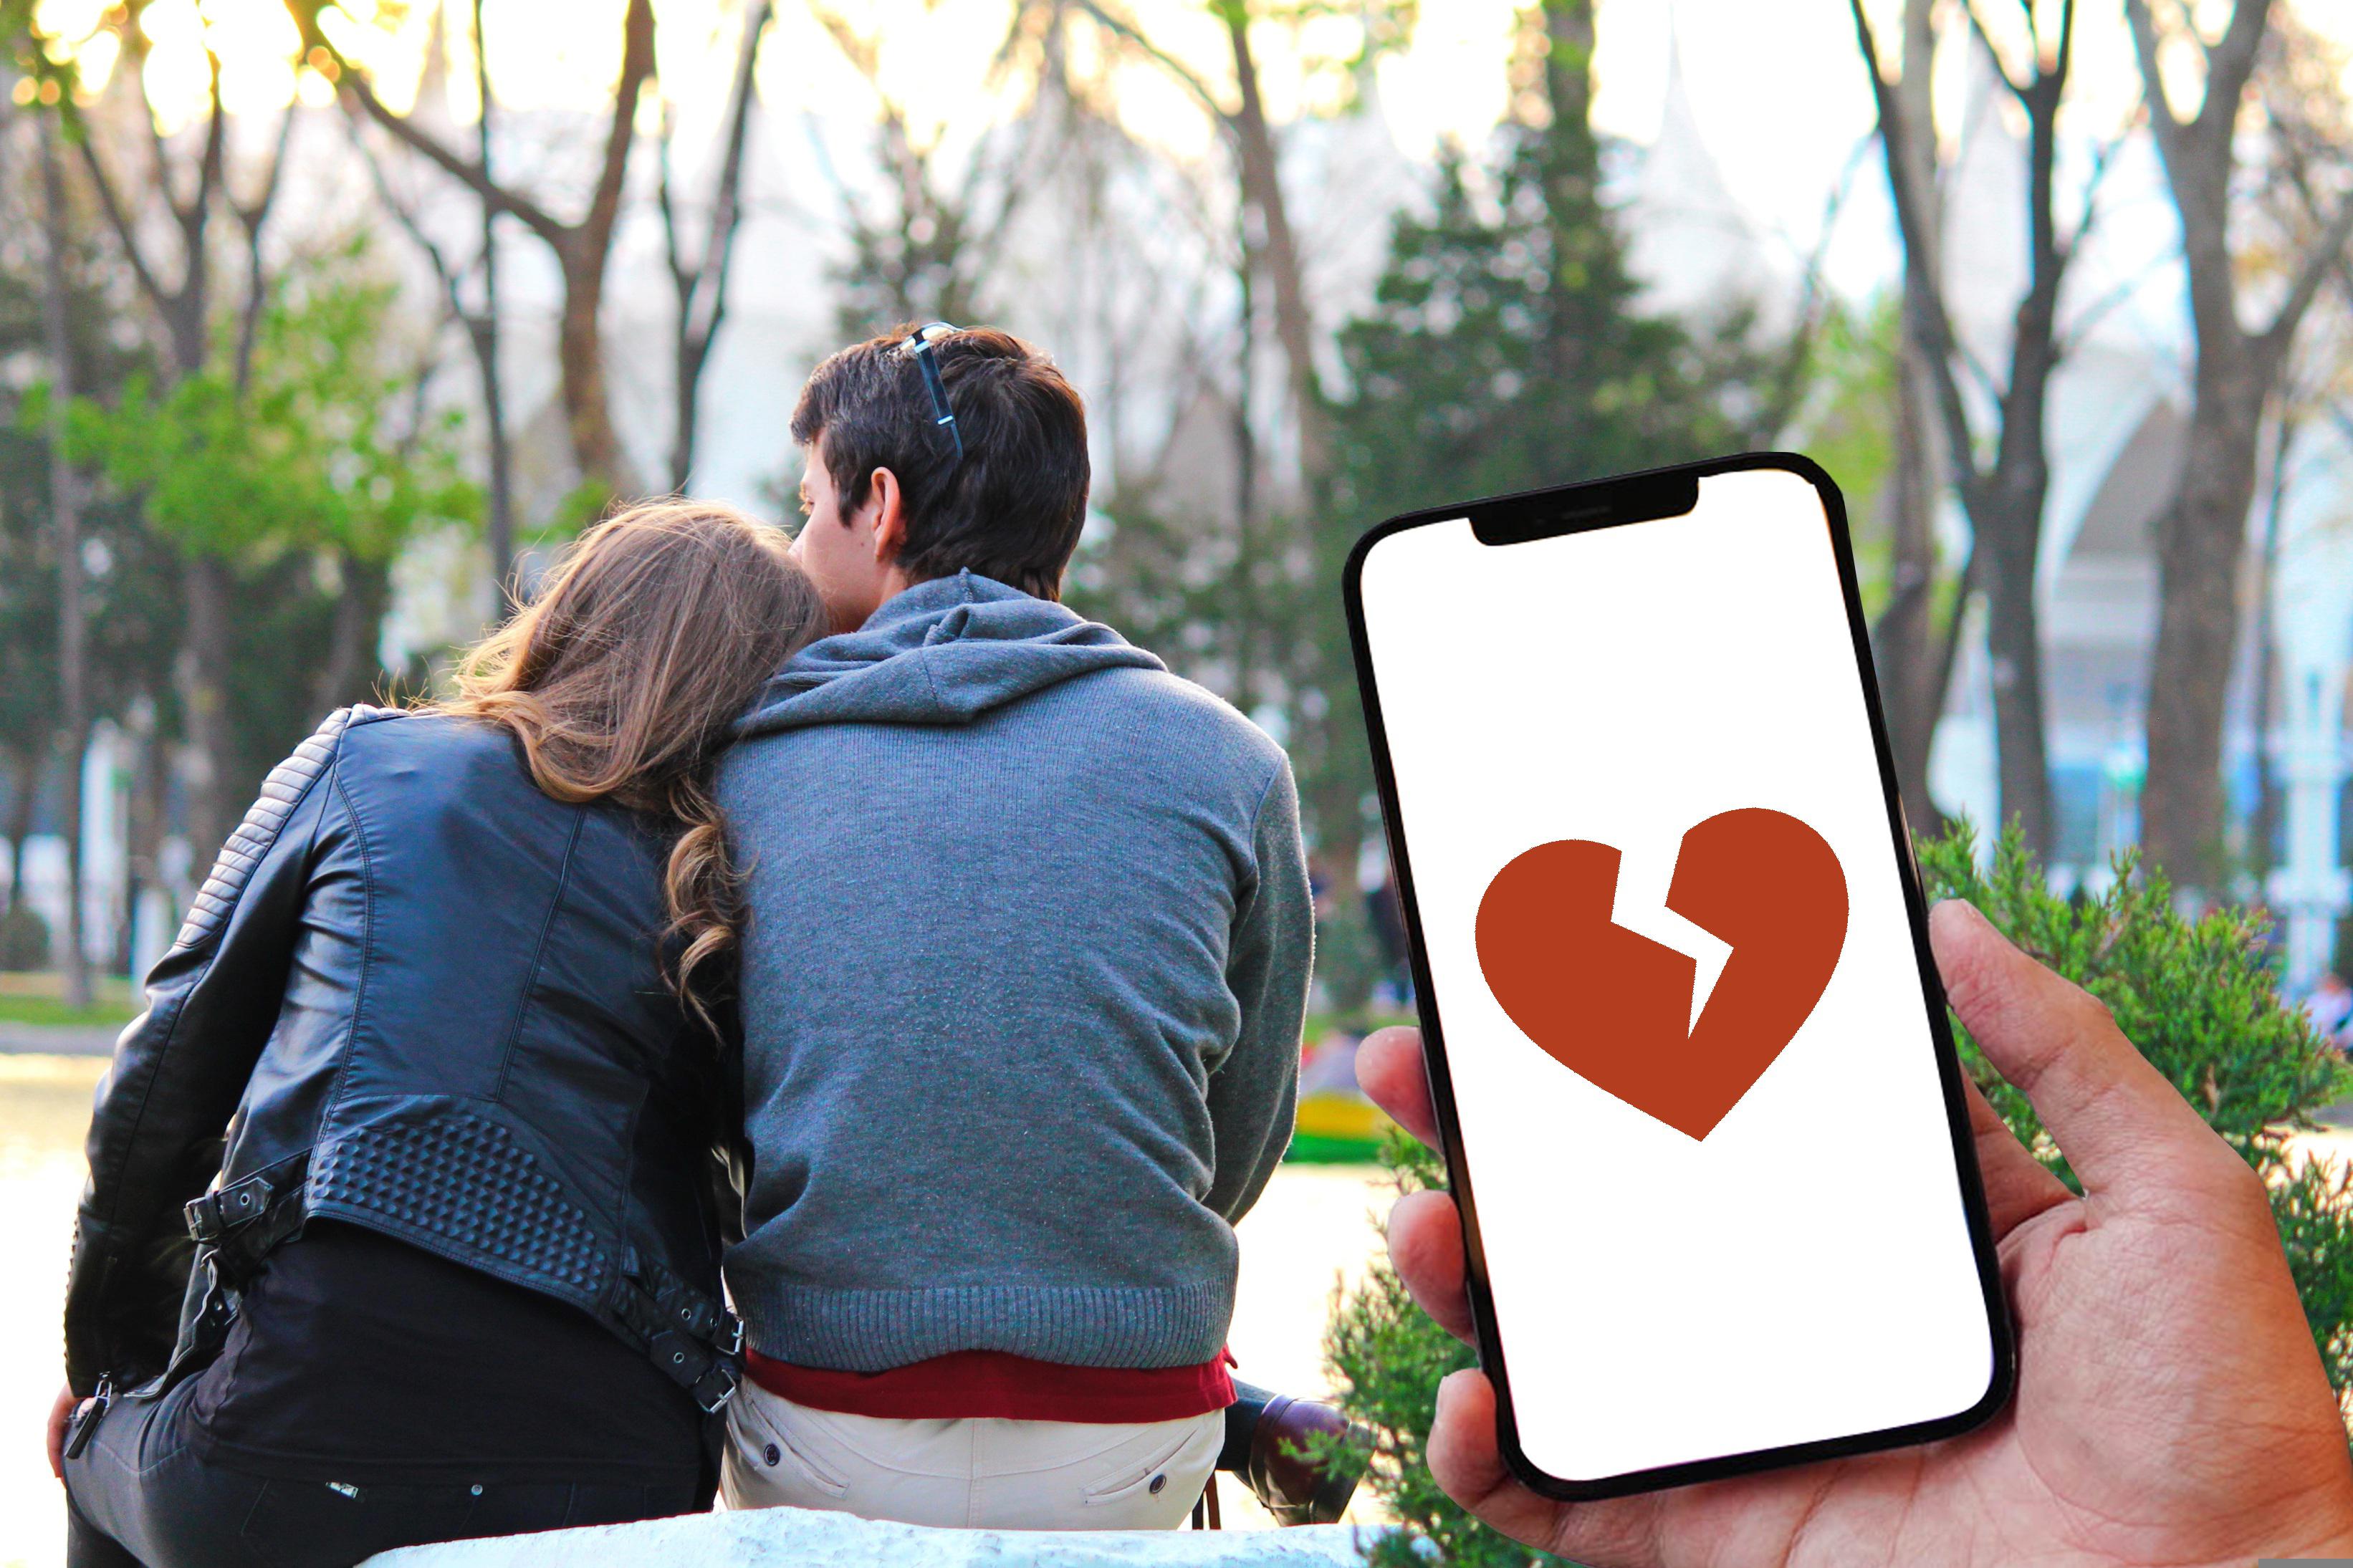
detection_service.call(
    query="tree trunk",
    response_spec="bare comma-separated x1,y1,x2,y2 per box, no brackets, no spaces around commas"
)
2245,420,2291,883
41,115,92,1007
1536,0,1605,398
3,748,36,920
124,704,166,951
2142,340,2268,891
474,0,516,600
557,243,626,499
1977,485,2054,857
311,553,389,716
1224,12,1328,497
181,555,236,867
1871,0,1945,830
1874,339,1941,824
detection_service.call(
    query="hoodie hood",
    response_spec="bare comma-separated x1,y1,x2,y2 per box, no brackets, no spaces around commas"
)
734,570,1165,736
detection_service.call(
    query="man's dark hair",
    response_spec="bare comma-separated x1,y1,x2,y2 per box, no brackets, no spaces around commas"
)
791,325,1091,600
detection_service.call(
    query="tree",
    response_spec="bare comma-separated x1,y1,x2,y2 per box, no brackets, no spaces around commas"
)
1068,0,1410,504
38,107,90,1005
805,3,1048,337
1851,0,2120,862
69,247,478,812
658,0,772,493
294,0,657,499
2124,0,2353,892
0,24,180,960
1870,0,1959,829
1303,0,1755,1005
48,2,301,865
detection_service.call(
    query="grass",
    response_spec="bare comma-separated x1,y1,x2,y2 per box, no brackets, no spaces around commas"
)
0,972,138,1028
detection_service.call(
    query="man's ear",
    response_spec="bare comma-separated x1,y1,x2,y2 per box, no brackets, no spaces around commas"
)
867,467,907,567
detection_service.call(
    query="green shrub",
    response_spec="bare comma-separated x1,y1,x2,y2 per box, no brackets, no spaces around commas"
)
1920,823,2353,1396
1323,824,2353,1563
0,904,49,971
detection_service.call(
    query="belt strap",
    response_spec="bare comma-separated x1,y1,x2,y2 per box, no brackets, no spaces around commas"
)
184,1171,279,1243
185,1160,310,1285
603,1255,742,1413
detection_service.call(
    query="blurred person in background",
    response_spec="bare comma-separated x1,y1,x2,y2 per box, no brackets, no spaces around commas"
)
2304,971,2353,1054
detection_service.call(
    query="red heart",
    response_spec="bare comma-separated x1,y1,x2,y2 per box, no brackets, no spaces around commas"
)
1473,808,1849,1140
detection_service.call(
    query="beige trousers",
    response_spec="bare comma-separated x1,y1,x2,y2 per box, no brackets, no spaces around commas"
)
720,1378,1224,1530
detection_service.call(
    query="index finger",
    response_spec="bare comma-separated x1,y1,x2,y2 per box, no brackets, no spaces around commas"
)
1356,1026,1440,1147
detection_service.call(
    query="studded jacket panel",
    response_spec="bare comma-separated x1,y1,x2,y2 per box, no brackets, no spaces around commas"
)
64,711,734,1396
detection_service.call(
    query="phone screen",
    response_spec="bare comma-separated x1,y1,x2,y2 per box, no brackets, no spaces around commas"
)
1351,461,2006,1491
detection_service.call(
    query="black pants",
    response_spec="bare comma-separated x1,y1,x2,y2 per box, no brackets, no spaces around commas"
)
62,1376,702,1568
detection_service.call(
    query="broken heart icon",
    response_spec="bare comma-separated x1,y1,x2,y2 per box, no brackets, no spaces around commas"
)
1474,808,1849,1140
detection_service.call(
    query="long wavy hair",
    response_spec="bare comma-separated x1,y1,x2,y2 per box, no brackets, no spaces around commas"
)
439,501,820,1029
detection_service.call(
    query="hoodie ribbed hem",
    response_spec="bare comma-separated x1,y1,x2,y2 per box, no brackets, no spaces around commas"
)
735,1282,1233,1372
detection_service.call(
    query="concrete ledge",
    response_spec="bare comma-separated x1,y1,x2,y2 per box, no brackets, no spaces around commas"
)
365,1509,1384,1567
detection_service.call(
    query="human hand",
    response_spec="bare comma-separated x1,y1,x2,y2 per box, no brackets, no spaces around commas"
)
1356,899,2353,1567
46,1384,82,1481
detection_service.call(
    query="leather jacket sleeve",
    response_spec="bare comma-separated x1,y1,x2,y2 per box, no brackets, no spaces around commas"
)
62,711,353,1393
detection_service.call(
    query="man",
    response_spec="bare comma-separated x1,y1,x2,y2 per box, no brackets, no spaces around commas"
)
716,324,1316,1529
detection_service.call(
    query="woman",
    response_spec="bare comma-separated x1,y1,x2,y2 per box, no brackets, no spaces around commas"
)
48,503,822,1567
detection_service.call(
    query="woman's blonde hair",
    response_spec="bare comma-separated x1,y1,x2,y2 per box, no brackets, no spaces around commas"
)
440,500,822,1029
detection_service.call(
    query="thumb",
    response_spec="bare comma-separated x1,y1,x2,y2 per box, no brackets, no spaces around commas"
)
1929,899,2226,1201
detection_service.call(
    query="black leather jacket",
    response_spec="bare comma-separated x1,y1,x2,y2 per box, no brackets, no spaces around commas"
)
63,708,743,1412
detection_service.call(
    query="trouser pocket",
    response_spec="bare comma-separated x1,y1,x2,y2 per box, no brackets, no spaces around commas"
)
726,1387,851,1502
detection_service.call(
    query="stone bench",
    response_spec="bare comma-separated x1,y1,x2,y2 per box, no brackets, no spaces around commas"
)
366,1509,1384,1567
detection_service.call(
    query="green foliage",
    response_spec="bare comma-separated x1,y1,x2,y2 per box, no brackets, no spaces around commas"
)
1326,823,2353,1561
1917,824,2347,1175
1786,292,1902,614
1326,1132,1565,1567
1920,822,2353,1394
58,238,479,811
1293,0,1785,1013
64,240,477,568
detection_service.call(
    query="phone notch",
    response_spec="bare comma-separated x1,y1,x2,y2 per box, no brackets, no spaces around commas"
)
1470,470,1700,547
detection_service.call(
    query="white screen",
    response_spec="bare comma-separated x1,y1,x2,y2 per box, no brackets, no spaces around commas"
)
1357,467,1995,1484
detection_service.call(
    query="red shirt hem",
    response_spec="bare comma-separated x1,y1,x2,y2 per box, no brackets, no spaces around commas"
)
743,1347,1236,1424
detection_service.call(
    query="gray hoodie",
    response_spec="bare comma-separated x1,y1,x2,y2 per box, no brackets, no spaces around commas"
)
717,572,1311,1372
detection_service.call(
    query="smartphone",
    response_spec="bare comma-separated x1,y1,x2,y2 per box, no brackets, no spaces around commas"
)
1344,453,2013,1499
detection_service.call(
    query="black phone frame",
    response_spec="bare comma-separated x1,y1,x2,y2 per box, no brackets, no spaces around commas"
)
1341,450,2017,1501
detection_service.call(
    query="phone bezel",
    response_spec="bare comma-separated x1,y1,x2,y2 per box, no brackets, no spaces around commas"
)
1341,450,2018,1501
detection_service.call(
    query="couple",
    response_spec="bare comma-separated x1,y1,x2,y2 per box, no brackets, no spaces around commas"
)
52,326,1340,1567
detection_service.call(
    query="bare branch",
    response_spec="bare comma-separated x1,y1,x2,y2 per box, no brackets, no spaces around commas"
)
2054,264,2158,357
2202,0,2274,133
1070,0,1232,128
2264,190,2353,363
1962,1,2033,106
1849,0,1987,496
578,0,656,270
317,48,567,248
73,135,171,318
2061,122,2129,257
2122,0,2190,163
356,130,469,320
695,0,772,335
231,101,298,231
231,107,299,390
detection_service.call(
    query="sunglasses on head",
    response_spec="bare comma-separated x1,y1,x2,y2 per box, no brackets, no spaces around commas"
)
901,321,963,469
